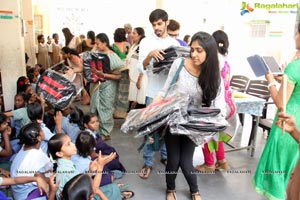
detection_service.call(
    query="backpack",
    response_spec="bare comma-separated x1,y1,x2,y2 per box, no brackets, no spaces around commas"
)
82,52,111,83
36,70,77,110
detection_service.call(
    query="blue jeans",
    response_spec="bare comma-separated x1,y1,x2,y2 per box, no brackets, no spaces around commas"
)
143,96,167,167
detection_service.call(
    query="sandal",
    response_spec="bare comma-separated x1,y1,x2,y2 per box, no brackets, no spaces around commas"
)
121,190,135,199
138,165,152,179
166,190,177,200
191,192,202,200
215,160,229,171
101,135,111,141
195,164,215,172
161,158,167,166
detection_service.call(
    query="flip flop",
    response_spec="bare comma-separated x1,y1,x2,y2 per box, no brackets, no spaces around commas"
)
121,190,135,199
138,165,152,179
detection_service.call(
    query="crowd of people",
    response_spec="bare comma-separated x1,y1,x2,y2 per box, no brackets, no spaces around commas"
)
0,7,299,200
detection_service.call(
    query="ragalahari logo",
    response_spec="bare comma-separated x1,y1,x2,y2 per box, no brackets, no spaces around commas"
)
240,2,254,15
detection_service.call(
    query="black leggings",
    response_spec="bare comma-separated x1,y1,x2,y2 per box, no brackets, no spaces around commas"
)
164,131,198,194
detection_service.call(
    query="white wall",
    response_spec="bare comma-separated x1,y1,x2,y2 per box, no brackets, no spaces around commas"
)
45,0,298,80
0,0,26,110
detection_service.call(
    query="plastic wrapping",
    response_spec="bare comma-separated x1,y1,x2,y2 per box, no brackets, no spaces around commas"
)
82,52,111,83
120,92,190,135
50,61,83,96
153,45,191,74
169,107,228,146
121,91,228,146
36,70,77,110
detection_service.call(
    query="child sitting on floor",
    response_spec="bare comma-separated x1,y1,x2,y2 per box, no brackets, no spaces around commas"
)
83,113,126,177
48,134,133,200
10,122,53,200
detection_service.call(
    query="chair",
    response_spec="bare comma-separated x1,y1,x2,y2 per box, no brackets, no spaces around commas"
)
245,80,274,145
230,75,250,92
230,75,250,125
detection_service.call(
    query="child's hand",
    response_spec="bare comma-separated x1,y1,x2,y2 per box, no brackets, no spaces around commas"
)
54,111,63,125
49,173,59,194
36,176,49,196
0,168,10,177
96,151,117,168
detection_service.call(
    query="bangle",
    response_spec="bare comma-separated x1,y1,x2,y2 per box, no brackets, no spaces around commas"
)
267,82,276,89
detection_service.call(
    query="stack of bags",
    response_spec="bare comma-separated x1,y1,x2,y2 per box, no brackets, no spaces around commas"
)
153,45,191,74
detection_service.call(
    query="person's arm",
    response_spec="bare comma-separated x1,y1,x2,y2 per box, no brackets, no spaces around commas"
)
91,152,116,193
0,168,10,178
265,71,294,109
142,49,165,70
35,45,39,59
136,73,143,89
1,176,49,196
4,111,13,118
54,111,63,134
0,126,12,157
91,68,121,81
48,174,59,200
276,112,300,143
70,55,83,73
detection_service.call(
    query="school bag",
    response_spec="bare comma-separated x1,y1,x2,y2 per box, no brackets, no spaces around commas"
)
36,70,77,110
82,52,111,83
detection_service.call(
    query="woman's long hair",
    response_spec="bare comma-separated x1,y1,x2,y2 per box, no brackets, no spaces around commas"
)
62,27,74,47
190,31,221,107
134,27,145,54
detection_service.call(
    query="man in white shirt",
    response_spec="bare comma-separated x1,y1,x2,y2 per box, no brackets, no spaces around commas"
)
138,8,179,179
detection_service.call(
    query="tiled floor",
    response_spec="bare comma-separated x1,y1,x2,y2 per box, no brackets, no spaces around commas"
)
102,113,268,200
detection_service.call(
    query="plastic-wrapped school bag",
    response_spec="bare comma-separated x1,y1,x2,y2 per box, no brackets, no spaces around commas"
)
82,52,111,83
36,70,77,110
50,61,83,96
152,45,190,74
169,107,228,146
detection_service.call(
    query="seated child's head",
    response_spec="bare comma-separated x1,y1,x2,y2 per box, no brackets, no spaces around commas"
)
19,122,44,146
14,92,27,109
27,102,43,123
16,76,30,94
75,131,96,158
48,134,77,160
83,113,99,132
0,113,8,132
61,174,93,200
24,85,37,104
69,107,84,129
27,73,37,84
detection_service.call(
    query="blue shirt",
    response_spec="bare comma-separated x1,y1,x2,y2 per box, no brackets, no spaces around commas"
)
56,158,79,200
40,123,54,155
58,116,81,143
71,154,91,174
